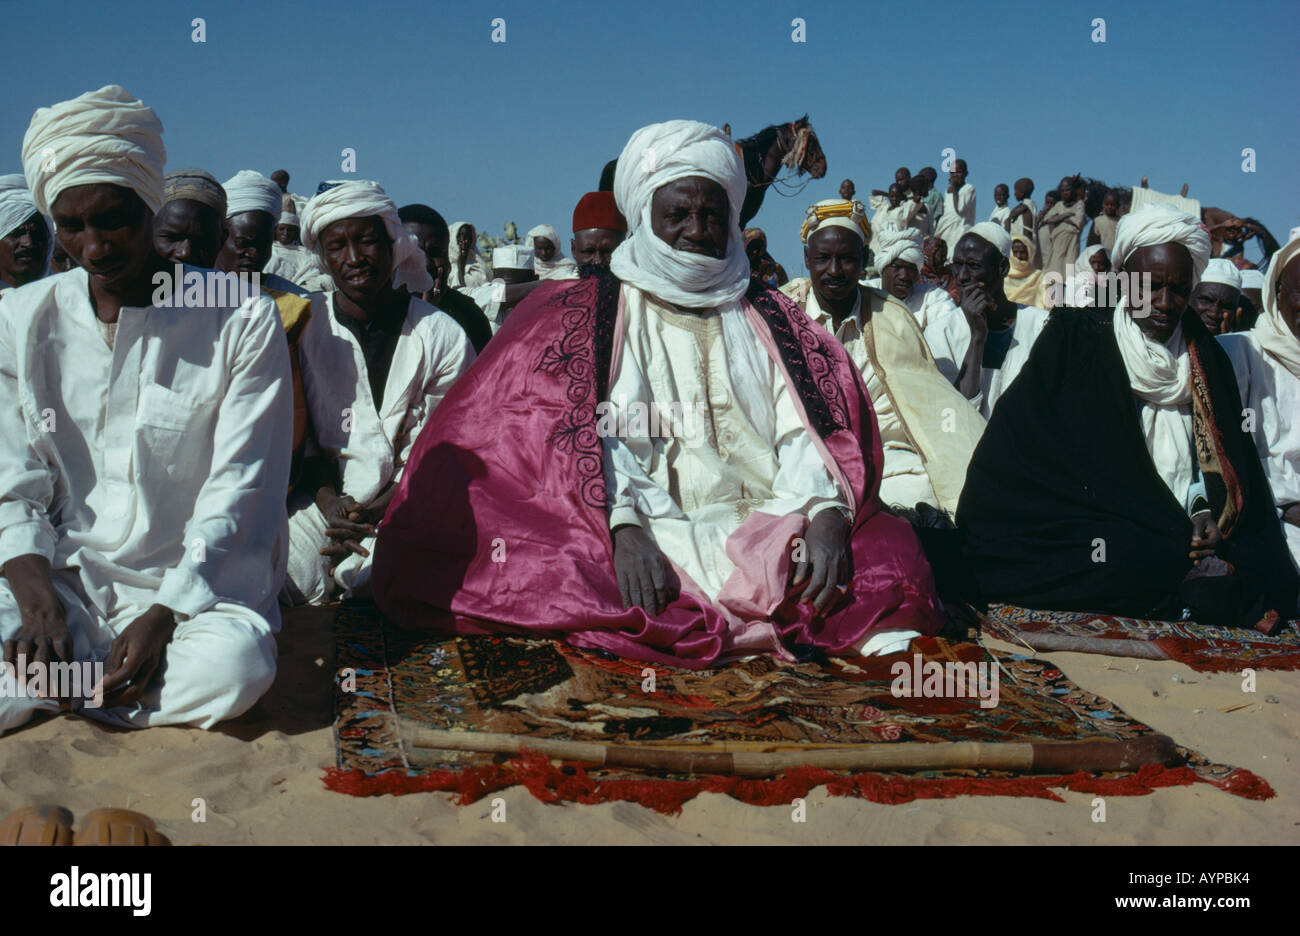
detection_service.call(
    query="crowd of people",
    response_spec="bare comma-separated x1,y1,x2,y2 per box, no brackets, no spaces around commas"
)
0,85,1295,737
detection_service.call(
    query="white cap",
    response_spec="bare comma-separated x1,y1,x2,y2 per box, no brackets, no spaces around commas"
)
1201,257,1242,291
968,221,1011,258
492,245,534,271
1239,268,1265,290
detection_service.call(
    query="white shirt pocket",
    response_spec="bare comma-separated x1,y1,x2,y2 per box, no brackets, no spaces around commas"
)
136,382,217,481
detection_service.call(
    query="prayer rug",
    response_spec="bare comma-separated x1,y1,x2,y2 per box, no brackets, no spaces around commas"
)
980,603,1300,673
325,605,1271,813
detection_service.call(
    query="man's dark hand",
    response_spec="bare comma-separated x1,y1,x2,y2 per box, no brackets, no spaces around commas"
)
1282,504,1300,527
960,285,994,334
790,508,852,616
98,604,177,709
612,525,675,614
1190,513,1222,562
316,488,375,565
2,555,72,678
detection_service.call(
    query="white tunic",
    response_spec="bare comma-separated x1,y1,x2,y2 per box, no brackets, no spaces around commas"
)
0,267,292,730
1219,330,1300,572
935,184,976,254
602,286,846,602
287,293,475,601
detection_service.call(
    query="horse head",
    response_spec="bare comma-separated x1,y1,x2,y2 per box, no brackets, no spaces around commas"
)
783,115,827,179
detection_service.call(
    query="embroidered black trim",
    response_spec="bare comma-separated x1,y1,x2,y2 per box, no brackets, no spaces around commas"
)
745,279,846,437
533,267,621,509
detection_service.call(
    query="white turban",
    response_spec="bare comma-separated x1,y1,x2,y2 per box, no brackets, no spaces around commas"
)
610,120,750,308
968,221,1012,258
1200,257,1242,291
280,210,299,227
223,170,283,220
1112,203,1210,282
1255,234,1300,378
300,180,433,293
21,85,166,216
1074,244,1110,275
525,224,563,256
874,227,924,270
0,174,41,239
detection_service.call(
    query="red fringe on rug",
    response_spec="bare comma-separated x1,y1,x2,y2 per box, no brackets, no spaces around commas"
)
321,750,1275,815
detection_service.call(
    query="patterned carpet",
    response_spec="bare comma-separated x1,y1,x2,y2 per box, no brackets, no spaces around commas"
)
980,604,1300,673
325,605,1272,812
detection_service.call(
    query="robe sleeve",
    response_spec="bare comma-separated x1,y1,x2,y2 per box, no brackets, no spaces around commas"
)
394,322,475,483
154,296,294,619
0,307,58,568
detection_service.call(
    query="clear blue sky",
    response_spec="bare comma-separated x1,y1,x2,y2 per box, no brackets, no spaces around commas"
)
5,0,1297,273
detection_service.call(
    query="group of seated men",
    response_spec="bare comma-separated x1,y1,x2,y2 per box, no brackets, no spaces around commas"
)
0,85,1295,735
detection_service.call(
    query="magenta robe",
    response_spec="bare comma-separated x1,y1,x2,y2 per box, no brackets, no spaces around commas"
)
372,270,944,668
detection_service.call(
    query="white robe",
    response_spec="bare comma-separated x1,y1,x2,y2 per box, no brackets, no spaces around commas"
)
602,285,846,605
0,268,292,732
803,290,937,511
988,204,1011,226
287,293,475,603
1219,330,1300,576
935,184,976,255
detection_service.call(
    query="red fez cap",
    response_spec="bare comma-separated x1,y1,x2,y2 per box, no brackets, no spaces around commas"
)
572,191,627,234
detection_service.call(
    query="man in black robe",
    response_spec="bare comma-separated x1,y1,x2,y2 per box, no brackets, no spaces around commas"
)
958,205,1297,630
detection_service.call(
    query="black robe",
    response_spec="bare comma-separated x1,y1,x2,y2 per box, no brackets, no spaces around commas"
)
956,306,1297,625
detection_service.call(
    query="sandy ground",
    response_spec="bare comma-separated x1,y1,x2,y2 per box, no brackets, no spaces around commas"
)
1,605,1297,845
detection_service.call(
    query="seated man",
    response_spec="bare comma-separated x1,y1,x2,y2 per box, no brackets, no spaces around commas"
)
1,85,292,733
398,202,492,353
372,120,944,668
467,245,543,333
570,191,627,268
1218,233,1300,604
285,181,475,605
959,205,1298,626
781,200,985,516
152,168,227,268
0,174,51,293
215,170,316,487
951,223,1051,417
525,224,578,280
864,228,971,384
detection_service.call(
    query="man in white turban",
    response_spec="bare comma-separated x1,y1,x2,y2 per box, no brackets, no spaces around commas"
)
0,85,294,733
284,180,475,604
525,224,578,280
959,204,1297,628
0,174,51,293
215,169,317,490
951,221,1051,417
781,200,985,521
1219,233,1300,601
864,226,971,384
372,120,946,667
